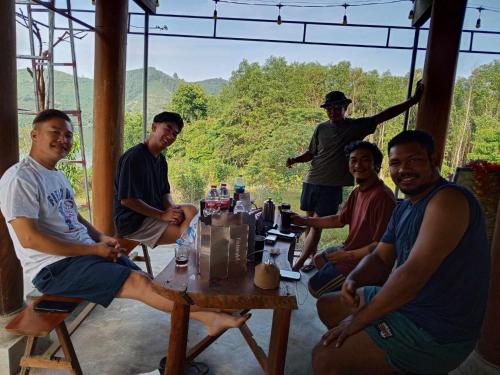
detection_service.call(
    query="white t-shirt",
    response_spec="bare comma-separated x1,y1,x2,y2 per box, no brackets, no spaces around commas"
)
0,156,94,282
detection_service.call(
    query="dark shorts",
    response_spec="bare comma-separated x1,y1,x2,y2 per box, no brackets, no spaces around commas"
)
300,182,342,217
308,246,346,298
363,286,476,374
32,255,141,307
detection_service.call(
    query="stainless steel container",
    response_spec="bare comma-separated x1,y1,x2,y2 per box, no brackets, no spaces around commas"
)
197,211,256,280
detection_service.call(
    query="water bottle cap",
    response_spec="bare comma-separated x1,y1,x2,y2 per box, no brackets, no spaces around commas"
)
176,239,183,245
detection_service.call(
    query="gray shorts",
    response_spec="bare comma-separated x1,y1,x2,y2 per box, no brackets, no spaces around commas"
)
126,217,168,247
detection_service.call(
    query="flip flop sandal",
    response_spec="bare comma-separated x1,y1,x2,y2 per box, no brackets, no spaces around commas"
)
158,357,209,374
301,264,315,273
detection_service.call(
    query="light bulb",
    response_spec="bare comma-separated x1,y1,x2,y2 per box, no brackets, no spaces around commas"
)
408,9,414,20
213,9,218,20
475,17,481,29
342,14,347,25
277,15,282,25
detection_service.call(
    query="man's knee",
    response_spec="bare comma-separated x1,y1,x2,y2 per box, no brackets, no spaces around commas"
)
312,342,343,375
181,203,198,219
125,270,151,290
313,253,325,268
316,292,343,327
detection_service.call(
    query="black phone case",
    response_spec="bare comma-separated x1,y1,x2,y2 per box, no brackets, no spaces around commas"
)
34,300,79,313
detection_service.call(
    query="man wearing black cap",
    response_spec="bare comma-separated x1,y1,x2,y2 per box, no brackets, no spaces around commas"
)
287,83,423,272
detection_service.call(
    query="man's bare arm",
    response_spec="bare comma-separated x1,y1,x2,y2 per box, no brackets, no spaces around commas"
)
162,193,175,210
348,241,378,261
292,213,343,229
347,242,396,287
121,197,182,224
77,213,101,242
371,81,423,125
120,198,165,220
352,188,470,324
10,217,117,259
286,150,314,167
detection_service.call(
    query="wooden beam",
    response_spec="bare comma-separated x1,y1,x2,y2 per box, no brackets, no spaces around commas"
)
0,0,23,315
412,0,432,28
133,0,158,14
415,0,466,168
92,0,128,234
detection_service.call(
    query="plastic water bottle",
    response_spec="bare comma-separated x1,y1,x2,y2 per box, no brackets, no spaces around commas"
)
178,225,195,246
204,185,220,216
234,175,245,201
219,183,230,211
233,200,246,214
234,176,245,194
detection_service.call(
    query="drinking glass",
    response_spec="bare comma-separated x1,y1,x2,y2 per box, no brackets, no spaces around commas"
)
175,244,189,267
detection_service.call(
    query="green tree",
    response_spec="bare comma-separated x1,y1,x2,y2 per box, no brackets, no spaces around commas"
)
467,115,500,162
58,134,85,199
170,83,209,123
123,112,144,151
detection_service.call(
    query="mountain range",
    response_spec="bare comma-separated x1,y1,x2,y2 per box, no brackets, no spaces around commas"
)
17,67,227,127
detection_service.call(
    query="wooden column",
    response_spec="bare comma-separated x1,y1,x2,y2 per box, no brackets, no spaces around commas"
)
415,0,466,168
478,200,500,366
92,0,128,234
0,0,23,315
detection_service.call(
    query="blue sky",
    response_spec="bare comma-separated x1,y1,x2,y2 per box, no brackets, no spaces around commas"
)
16,0,500,81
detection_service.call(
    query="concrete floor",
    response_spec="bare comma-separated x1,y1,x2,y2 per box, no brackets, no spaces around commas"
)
25,245,325,375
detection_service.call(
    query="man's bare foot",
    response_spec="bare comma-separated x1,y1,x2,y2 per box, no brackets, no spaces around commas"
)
204,312,251,336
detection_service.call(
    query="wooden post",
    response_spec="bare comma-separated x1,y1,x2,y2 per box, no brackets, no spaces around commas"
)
92,0,128,234
478,199,500,366
415,0,466,168
0,0,24,315
166,303,190,375
268,309,292,375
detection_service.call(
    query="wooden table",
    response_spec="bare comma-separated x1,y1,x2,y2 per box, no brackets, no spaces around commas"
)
152,238,298,375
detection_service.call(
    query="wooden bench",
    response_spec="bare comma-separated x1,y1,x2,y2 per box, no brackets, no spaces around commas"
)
5,295,83,375
117,238,154,277
2,235,152,375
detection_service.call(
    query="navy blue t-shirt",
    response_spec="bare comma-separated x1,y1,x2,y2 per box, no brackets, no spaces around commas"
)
381,178,490,344
113,143,170,236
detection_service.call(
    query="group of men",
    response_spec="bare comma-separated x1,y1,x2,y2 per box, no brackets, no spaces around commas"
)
285,86,490,374
0,82,491,374
0,109,247,339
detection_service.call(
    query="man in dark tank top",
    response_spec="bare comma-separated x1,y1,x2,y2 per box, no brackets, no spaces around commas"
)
312,130,490,375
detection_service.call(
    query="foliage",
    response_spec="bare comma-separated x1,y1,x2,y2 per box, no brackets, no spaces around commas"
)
163,58,499,247
169,83,209,123
123,111,144,151
16,57,499,248
57,134,85,198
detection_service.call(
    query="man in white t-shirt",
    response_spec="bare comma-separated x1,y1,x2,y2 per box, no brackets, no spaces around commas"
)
0,109,247,337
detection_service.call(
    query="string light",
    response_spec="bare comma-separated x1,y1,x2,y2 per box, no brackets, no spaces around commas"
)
207,1,500,30
342,2,349,25
476,6,483,29
213,0,219,20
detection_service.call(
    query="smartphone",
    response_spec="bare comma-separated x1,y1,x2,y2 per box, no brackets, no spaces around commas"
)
279,269,301,281
34,300,79,313
267,229,295,240
265,234,278,245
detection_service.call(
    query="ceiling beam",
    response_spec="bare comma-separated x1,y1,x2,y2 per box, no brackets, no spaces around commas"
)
133,0,158,14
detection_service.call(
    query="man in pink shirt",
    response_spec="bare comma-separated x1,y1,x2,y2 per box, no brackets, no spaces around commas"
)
292,141,395,297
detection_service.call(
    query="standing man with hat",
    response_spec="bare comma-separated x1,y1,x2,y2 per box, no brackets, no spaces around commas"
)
287,83,423,272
